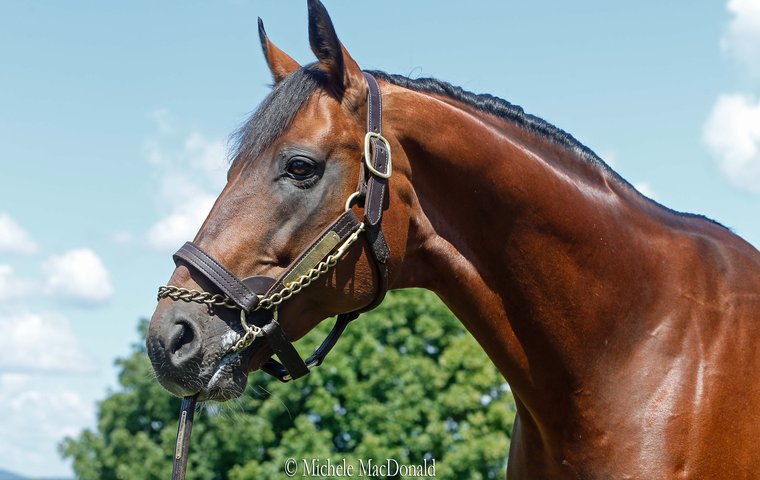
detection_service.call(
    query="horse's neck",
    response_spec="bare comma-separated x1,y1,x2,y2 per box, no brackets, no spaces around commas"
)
386,86,665,421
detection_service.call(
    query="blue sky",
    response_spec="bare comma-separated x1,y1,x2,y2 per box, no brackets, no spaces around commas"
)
1,1,758,477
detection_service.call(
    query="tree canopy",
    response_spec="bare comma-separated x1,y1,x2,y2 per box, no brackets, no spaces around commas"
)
61,289,515,479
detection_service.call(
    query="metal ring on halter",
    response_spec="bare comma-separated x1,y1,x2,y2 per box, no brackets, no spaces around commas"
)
344,191,362,212
231,308,266,352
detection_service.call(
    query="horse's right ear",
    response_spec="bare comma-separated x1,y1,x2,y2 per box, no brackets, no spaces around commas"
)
258,18,300,84
306,0,366,107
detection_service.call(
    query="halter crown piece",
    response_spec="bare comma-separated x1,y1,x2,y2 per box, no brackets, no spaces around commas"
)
157,73,391,383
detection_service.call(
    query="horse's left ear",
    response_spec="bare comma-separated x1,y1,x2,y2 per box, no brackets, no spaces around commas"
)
259,18,300,84
307,0,366,103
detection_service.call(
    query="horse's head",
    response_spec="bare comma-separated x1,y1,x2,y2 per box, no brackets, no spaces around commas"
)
146,0,413,401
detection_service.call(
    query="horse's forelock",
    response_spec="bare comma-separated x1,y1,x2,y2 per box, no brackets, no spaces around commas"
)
229,64,327,168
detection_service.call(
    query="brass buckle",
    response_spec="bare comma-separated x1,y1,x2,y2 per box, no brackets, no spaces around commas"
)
282,359,319,382
364,132,392,179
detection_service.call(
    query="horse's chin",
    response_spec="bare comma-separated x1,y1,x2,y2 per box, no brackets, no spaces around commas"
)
198,352,249,402
153,349,253,402
196,343,272,402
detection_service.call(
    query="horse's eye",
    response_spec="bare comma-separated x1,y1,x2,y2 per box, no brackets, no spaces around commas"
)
286,158,316,179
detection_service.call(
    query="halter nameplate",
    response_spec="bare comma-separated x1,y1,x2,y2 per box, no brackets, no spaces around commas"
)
282,231,340,286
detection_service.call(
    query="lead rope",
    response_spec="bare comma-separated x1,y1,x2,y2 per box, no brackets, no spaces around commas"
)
171,394,198,480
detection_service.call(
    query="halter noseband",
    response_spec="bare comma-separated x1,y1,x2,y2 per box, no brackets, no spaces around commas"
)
157,73,391,383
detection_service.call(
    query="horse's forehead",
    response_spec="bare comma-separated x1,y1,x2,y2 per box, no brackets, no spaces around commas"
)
280,93,362,146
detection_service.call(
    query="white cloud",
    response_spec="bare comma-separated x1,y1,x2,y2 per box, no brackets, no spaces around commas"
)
44,249,114,305
0,264,33,301
0,212,38,255
0,311,91,373
143,113,228,252
147,192,216,251
143,126,227,190
722,0,760,76
703,93,760,193
185,131,228,176
0,373,95,477
0,310,96,477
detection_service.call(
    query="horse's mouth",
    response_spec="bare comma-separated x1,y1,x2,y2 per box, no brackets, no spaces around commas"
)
199,352,247,401
196,338,274,402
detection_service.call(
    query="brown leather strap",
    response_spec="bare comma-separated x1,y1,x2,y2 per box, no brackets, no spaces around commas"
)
174,242,260,311
363,72,389,228
261,311,359,382
360,73,390,309
365,72,382,136
261,318,310,380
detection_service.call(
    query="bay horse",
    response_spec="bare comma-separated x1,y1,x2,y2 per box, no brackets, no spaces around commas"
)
147,1,760,477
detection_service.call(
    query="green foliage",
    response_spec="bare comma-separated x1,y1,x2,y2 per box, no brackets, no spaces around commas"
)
61,290,515,479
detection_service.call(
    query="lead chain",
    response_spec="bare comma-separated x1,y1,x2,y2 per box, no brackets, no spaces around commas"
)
156,286,239,309
230,309,265,352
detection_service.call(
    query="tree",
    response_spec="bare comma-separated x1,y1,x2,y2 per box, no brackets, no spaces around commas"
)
61,289,515,479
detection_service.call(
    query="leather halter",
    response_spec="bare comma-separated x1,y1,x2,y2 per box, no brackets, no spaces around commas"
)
167,73,390,382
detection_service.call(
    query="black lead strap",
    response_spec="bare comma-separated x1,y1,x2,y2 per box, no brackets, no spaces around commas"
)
260,311,359,381
172,395,198,480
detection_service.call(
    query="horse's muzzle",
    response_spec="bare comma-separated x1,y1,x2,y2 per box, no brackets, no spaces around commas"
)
146,302,212,397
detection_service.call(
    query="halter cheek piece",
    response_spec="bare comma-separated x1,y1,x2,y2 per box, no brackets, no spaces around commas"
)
157,73,390,383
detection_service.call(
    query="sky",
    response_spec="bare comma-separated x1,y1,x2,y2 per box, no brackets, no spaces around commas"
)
1,1,759,477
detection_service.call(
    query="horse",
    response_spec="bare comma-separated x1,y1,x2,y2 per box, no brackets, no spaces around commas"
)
146,1,760,477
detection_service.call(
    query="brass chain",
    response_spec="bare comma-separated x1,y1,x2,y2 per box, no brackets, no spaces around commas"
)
157,224,366,351
156,286,239,309
231,309,263,352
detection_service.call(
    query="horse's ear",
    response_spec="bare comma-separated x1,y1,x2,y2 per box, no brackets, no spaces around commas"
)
307,0,366,102
258,18,300,84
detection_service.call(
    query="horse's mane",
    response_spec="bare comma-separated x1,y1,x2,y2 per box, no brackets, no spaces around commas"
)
231,65,725,229
366,70,613,173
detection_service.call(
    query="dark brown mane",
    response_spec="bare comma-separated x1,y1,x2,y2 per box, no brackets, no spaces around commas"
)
365,70,727,229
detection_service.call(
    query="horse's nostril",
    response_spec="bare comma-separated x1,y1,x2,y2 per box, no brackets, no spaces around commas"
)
169,322,191,354
167,320,201,367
